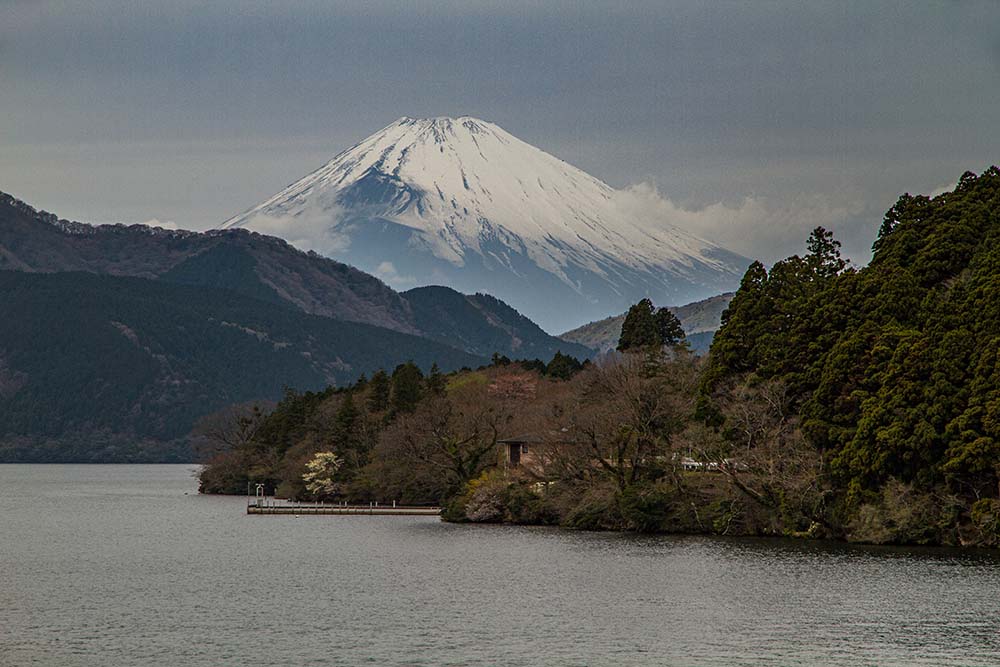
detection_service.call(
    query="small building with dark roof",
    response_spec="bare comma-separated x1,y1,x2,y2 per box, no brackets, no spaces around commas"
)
498,432,544,470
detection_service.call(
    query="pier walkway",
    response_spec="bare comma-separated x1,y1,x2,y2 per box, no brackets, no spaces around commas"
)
247,500,441,516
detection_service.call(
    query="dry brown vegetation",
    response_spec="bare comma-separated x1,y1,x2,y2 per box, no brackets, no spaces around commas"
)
199,349,835,538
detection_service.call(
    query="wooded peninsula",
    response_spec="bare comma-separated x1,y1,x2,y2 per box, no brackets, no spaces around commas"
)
200,168,1000,548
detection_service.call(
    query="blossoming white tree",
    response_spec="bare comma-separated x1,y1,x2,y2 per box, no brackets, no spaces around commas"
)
302,451,344,499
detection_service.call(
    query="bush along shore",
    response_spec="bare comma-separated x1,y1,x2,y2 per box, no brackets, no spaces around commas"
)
199,169,1000,548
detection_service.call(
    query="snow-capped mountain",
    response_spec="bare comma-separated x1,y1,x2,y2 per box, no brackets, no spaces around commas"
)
222,116,748,332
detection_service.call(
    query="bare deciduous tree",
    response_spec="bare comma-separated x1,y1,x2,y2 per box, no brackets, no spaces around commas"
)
554,350,701,490
191,401,271,459
376,378,515,497
689,376,830,532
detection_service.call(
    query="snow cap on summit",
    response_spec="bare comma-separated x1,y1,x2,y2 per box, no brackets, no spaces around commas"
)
222,116,747,331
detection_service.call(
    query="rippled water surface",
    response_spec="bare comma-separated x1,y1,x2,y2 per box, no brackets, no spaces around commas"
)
2,465,999,666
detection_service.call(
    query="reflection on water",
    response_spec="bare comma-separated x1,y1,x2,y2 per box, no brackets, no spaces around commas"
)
2,465,998,666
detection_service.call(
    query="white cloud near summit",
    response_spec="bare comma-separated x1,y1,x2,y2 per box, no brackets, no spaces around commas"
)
613,183,871,266
373,261,417,288
239,204,352,255
2,2,996,256
139,218,180,230
240,180,875,270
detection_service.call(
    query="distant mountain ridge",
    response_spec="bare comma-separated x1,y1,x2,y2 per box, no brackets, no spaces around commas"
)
221,116,749,331
0,191,590,361
0,189,593,461
0,191,417,331
559,292,735,354
403,286,583,360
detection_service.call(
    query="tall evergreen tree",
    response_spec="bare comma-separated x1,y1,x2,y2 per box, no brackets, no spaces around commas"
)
618,298,685,351
390,361,425,414
545,351,584,380
367,370,390,413
805,226,848,279
335,391,359,440
618,298,660,351
654,308,685,346
427,363,447,395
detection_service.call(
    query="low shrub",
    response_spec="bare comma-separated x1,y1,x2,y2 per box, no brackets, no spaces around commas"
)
846,479,944,545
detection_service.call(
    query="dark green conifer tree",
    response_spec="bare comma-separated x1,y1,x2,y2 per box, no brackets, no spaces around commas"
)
335,391,359,439
426,362,447,395
654,308,685,346
805,226,848,279
390,361,424,414
522,358,547,374
618,298,685,352
367,370,390,413
545,351,584,380
617,298,660,351
491,352,512,366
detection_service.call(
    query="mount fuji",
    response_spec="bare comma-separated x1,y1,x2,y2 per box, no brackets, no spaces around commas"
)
222,117,749,332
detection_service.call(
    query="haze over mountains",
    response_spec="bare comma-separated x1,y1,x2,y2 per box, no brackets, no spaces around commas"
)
0,191,594,460
560,292,735,355
223,117,749,332
0,192,591,362
0,118,748,461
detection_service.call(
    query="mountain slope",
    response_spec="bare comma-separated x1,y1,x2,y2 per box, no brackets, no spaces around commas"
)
222,116,749,331
559,292,735,354
0,191,583,359
0,270,483,462
0,191,417,331
403,286,593,360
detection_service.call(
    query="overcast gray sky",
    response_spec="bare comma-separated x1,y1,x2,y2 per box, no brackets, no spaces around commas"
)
2,1,999,265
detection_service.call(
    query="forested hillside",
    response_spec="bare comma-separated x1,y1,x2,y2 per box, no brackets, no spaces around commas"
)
198,170,1000,548
703,167,1000,545
0,271,482,462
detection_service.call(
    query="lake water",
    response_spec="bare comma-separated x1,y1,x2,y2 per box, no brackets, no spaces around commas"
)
2,465,999,666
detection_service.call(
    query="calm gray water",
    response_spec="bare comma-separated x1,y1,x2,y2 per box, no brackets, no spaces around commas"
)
2,465,999,666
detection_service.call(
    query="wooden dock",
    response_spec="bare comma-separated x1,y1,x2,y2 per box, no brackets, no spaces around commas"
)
247,503,441,516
